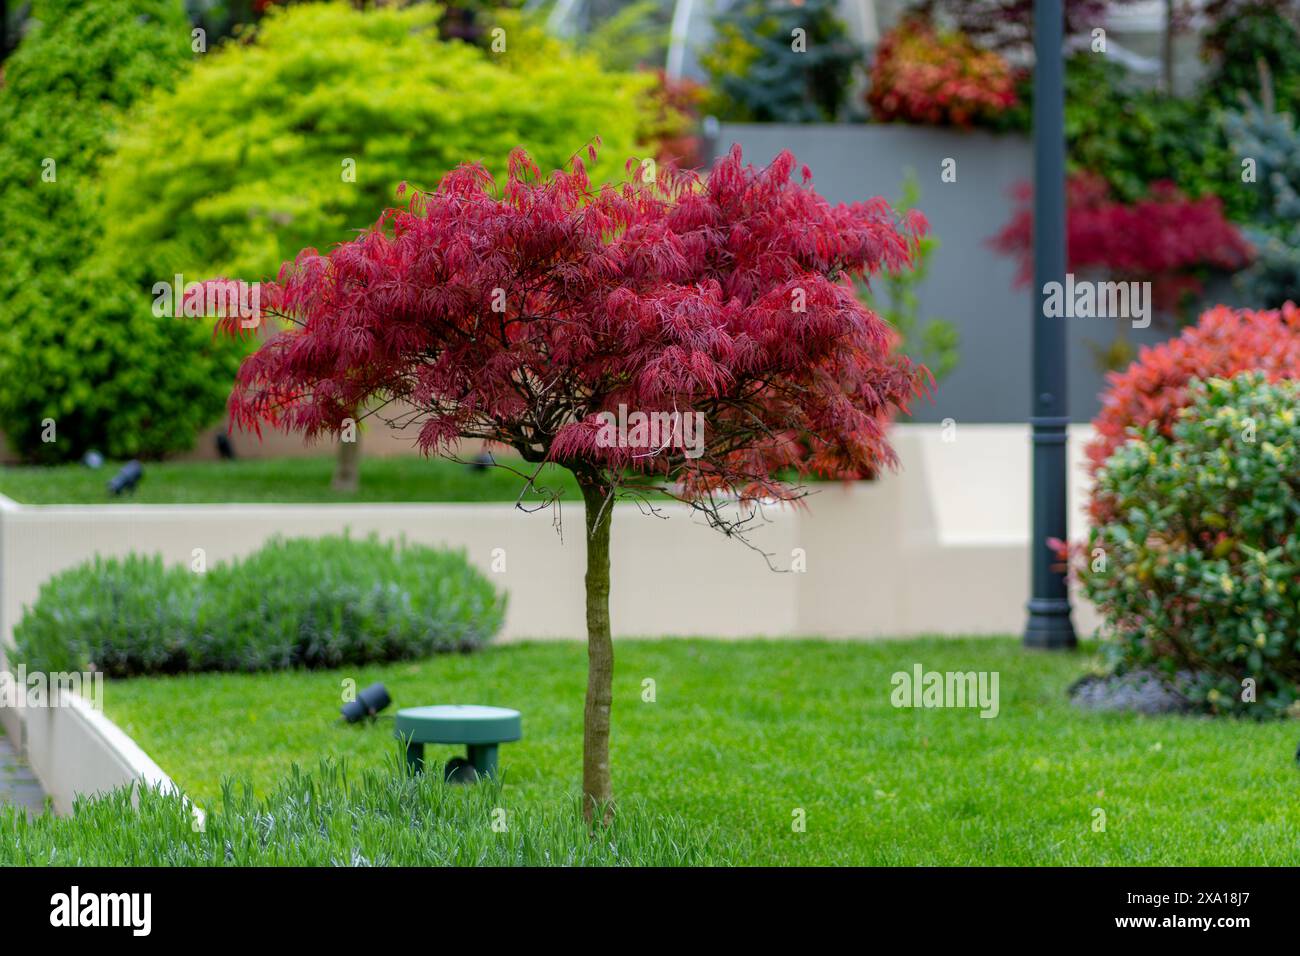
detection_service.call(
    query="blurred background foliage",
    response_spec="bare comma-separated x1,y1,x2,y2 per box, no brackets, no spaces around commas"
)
0,0,687,463
700,0,862,122
0,0,238,463
2,0,1298,461
857,172,959,385
99,3,650,283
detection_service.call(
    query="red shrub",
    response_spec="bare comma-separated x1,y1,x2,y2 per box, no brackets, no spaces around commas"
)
866,17,1018,128
1086,302,1300,519
992,173,1253,314
916,0,1133,53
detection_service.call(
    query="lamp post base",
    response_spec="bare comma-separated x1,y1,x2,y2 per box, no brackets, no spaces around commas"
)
1023,598,1077,649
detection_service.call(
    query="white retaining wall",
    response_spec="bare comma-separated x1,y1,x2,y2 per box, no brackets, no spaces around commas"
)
0,424,1101,650
20,688,191,819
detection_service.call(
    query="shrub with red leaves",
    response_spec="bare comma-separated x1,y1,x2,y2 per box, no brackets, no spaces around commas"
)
215,144,929,817
916,0,1126,53
991,173,1253,316
1085,302,1300,521
866,17,1019,128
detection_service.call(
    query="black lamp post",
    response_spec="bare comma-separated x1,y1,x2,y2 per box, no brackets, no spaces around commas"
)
1024,0,1077,649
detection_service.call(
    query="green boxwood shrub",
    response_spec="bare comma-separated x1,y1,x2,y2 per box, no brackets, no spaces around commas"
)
14,535,506,676
1079,372,1300,718
0,0,238,463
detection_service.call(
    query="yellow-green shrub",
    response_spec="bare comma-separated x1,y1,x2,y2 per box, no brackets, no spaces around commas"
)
99,2,652,283
0,0,214,462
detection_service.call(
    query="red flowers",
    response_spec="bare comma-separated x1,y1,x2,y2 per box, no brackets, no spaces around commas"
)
992,173,1253,314
866,18,1019,128
220,145,930,500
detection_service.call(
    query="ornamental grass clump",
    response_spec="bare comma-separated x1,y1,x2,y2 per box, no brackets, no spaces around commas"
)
1078,373,1300,718
0,759,729,866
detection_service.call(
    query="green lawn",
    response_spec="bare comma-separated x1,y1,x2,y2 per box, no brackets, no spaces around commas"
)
101,637,1300,865
0,455,581,505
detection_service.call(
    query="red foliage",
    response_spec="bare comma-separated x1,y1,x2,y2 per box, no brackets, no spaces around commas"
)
866,17,1019,128
640,70,707,169
1086,302,1300,521
992,173,1253,313
218,145,930,502
916,0,1128,52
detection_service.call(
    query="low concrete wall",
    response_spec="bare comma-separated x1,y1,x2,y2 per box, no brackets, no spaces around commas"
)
0,496,23,748
0,424,1100,649
21,688,190,818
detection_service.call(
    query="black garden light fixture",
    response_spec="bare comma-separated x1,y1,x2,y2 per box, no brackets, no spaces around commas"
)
107,460,143,496
1024,0,1077,649
341,682,392,723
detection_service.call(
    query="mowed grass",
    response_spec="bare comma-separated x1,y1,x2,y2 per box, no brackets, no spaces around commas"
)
102,637,1300,865
0,455,580,505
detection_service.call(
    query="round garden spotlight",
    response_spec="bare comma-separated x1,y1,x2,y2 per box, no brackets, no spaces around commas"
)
340,682,391,723
107,460,143,496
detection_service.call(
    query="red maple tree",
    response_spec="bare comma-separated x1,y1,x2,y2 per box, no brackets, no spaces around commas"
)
218,145,929,817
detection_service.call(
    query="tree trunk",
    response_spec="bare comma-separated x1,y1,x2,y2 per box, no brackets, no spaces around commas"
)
578,477,614,824
332,429,360,493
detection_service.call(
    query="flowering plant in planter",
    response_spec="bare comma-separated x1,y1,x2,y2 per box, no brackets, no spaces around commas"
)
866,17,1018,128
991,173,1253,321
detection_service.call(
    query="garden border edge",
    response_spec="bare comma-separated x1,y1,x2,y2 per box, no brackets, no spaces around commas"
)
12,687,203,825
